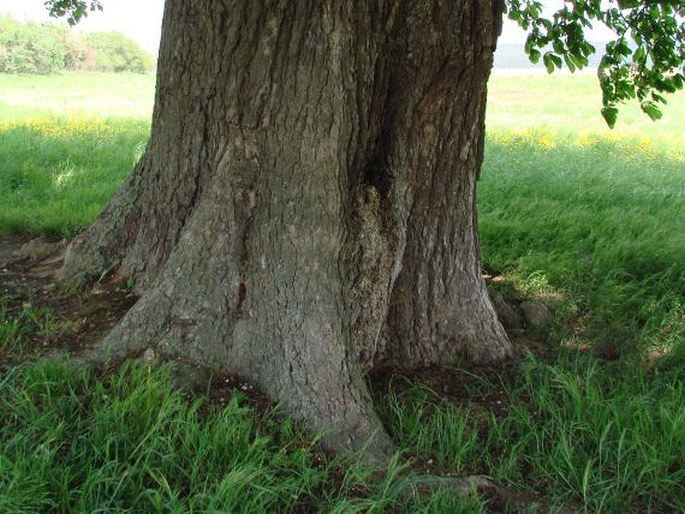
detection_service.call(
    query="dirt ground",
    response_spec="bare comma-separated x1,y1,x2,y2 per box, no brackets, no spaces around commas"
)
0,235,137,361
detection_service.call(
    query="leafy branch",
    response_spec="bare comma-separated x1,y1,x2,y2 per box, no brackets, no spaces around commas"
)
506,0,684,127
44,0,103,26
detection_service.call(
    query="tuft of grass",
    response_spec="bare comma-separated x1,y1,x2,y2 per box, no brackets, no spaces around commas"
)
0,362,325,512
0,298,27,357
380,353,685,512
0,298,70,360
0,361,489,513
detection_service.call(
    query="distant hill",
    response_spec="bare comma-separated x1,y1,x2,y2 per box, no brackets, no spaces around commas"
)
494,42,606,69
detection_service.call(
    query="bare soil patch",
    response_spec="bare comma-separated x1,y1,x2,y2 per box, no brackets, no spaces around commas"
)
0,234,136,362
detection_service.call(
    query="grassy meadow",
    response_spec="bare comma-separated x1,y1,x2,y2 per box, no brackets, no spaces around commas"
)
487,70,685,146
1,71,684,512
0,72,152,235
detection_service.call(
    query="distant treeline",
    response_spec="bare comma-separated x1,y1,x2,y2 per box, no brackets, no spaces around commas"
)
0,16,154,74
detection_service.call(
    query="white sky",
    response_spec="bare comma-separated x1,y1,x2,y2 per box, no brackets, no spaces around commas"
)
0,0,614,55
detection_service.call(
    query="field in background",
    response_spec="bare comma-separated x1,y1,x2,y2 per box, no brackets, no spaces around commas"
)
0,73,152,234
0,71,683,512
0,72,155,120
2,70,682,235
3,70,684,135
488,69,685,145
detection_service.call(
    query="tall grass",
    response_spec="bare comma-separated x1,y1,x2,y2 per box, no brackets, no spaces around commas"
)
0,117,148,235
2,355,682,511
0,362,485,513
381,352,685,512
480,131,684,355
0,362,325,512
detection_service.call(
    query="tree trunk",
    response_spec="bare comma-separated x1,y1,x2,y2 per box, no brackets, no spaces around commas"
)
62,0,511,458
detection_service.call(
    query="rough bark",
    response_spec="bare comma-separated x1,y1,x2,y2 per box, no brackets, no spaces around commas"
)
62,0,512,458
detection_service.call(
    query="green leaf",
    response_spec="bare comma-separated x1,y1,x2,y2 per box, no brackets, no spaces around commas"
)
601,106,618,128
672,74,684,90
633,45,646,65
528,48,541,64
617,39,632,57
641,102,663,121
618,0,639,8
563,54,577,73
542,52,562,73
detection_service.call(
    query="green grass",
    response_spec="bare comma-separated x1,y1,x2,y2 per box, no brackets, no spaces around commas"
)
480,131,684,356
0,298,73,360
381,352,685,512
0,298,27,357
0,361,486,513
1,71,684,511
0,72,152,236
1,351,682,511
0,118,149,235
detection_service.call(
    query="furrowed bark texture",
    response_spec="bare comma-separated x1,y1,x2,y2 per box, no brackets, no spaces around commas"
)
62,0,511,457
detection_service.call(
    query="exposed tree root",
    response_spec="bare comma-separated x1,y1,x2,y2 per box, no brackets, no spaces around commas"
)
404,474,578,513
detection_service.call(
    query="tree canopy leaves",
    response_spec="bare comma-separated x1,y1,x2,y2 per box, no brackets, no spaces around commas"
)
45,0,684,127
507,0,684,126
44,0,102,26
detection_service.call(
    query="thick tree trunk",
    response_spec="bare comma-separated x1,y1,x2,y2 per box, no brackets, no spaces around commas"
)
62,0,511,458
